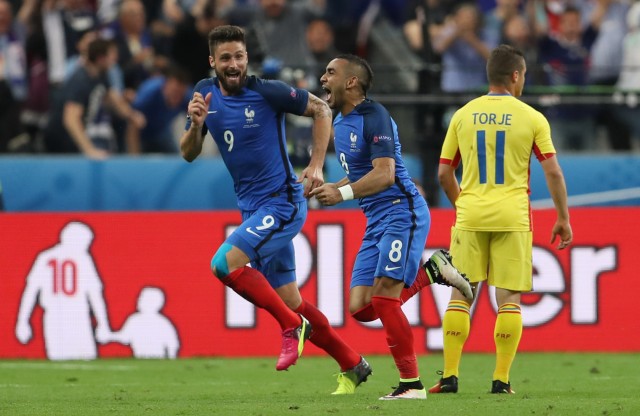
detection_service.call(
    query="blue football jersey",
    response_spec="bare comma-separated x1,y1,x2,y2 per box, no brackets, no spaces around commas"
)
333,99,425,215
186,76,309,211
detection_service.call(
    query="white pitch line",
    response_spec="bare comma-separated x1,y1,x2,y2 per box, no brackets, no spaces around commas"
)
531,187,640,208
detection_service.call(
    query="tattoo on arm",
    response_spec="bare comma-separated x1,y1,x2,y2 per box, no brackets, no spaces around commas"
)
303,93,332,119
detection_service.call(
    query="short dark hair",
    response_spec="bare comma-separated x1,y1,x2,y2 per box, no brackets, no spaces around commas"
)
87,38,113,63
486,44,525,86
208,25,245,56
335,54,374,94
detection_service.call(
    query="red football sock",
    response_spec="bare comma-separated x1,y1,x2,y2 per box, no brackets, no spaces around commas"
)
351,303,378,322
295,300,361,371
400,265,433,304
221,266,300,330
371,295,419,379
352,264,433,323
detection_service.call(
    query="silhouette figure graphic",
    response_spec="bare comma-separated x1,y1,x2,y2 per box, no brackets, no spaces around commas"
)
110,287,180,358
15,221,112,360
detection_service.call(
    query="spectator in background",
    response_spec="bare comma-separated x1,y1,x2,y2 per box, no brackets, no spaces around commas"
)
585,0,627,86
44,38,145,158
103,0,157,150
99,0,164,56
324,0,410,55
615,2,640,146
231,0,323,73
151,0,217,63
171,2,224,84
306,17,339,89
538,5,597,84
63,29,97,79
584,0,631,151
1,0,44,154
0,55,25,151
42,0,99,88
484,0,522,47
126,65,191,154
20,0,50,153
0,0,28,103
502,14,543,85
536,2,609,150
616,2,640,93
433,2,496,93
0,0,28,152
403,0,457,206
107,0,156,93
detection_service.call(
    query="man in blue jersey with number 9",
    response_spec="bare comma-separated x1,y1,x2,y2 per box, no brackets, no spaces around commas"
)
179,26,373,394
431,44,573,395
311,54,473,400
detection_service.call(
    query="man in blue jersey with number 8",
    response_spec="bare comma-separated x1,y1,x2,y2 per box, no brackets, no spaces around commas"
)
179,25,372,395
311,54,473,400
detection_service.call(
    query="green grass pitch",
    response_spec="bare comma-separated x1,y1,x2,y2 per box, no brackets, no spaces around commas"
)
1,353,638,416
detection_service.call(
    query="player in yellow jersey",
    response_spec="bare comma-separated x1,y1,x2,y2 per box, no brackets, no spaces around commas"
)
429,44,573,394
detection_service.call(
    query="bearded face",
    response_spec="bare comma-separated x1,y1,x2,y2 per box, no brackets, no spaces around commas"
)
210,41,248,96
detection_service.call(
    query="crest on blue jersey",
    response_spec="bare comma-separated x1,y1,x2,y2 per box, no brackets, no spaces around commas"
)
245,107,255,124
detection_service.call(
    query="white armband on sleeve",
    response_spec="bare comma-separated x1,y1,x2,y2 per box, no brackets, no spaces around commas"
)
338,185,354,201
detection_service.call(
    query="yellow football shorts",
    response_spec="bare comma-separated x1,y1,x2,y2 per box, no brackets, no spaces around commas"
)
449,226,533,292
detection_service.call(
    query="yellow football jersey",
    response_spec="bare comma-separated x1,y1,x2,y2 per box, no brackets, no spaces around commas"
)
440,94,556,231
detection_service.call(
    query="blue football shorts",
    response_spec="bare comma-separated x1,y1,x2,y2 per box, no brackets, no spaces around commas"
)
351,202,430,289
226,199,307,289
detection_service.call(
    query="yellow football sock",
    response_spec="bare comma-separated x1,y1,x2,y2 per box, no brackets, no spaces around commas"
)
442,300,470,378
493,303,522,383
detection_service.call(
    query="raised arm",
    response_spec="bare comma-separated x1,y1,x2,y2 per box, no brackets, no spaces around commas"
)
589,0,613,31
432,17,459,54
297,92,333,196
179,92,211,162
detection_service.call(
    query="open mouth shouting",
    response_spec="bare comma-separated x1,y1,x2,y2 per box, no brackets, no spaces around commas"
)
322,84,332,106
225,71,241,83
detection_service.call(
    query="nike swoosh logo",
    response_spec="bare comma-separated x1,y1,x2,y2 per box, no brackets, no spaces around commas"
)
208,110,217,114
246,227,259,237
384,265,401,271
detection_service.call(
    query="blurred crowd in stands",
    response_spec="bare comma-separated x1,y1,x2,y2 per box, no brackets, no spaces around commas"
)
1,1,640,189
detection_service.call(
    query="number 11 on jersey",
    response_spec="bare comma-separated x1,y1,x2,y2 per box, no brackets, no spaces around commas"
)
477,130,505,185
